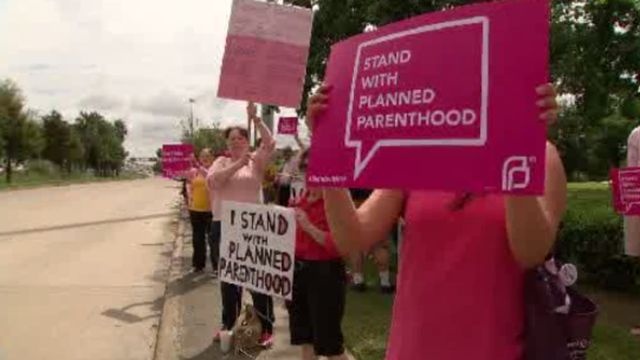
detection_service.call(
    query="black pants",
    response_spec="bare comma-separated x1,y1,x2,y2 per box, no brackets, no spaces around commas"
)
212,220,274,332
277,184,291,206
287,259,346,356
189,211,212,270
220,282,275,333
209,221,221,271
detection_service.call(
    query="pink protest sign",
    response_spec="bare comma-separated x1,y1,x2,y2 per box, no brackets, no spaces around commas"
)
278,117,298,135
307,0,549,194
162,144,194,178
217,0,313,108
611,168,640,215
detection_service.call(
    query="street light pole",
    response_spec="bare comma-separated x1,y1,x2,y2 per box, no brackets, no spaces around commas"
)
188,98,195,141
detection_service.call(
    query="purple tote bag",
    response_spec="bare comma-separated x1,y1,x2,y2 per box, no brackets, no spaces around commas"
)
524,258,599,360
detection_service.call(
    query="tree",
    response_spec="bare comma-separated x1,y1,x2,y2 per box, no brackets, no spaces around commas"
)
113,119,127,142
295,0,640,180
181,119,227,155
548,0,639,178
0,79,43,183
153,148,163,174
42,110,72,169
67,127,85,172
73,111,128,177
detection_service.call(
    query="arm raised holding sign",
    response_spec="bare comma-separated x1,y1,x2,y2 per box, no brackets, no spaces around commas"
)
208,152,252,189
308,82,567,358
310,83,565,267
249,102,276,176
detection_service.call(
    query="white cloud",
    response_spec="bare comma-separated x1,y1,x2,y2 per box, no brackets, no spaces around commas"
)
0,0,302,156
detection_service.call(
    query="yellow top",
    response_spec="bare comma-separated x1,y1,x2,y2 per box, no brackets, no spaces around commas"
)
189,174,211,212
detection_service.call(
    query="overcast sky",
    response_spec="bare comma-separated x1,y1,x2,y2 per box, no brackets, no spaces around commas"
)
0,0,301,157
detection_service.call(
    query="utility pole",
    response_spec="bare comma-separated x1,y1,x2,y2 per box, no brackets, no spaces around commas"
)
188,98,195,142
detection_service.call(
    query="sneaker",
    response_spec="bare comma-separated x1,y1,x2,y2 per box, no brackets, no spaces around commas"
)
631,326,640,337
351,282,368,292
259,332,274,348
380,284,396,294
192,267,204,274
210,269,218,278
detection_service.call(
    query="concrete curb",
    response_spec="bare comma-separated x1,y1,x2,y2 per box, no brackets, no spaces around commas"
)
151,208,359,360
153,210,187,360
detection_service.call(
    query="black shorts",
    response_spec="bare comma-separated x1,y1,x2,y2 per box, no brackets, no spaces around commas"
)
286,259,347,356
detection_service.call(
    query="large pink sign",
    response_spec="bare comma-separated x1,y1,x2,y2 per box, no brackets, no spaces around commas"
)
307,0,549,194
162,144,193,178
217,0,313,108
611,168,640,215
278,117,298,135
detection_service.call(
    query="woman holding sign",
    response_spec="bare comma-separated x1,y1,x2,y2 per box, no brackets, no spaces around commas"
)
207,102,277,347
187,148,215,273
306,83,567,360
277,134,306,206
287,150,349,360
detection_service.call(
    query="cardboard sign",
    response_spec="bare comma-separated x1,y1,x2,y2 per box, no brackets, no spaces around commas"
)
307,0,549,194
217,0,313,108
219,201,296,299
162,144,193,178
611,167,640,215
278,117,299,135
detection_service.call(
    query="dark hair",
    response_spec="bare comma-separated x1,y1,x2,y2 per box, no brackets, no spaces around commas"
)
224,126,249,140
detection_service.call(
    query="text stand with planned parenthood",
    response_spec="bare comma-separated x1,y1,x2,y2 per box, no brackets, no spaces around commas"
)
162,144,193,178
219,201,296,300
307,0,550,195
278,116,299,135
611,167,640,215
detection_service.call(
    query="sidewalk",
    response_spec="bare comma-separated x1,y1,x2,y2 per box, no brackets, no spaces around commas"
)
154,213,355,360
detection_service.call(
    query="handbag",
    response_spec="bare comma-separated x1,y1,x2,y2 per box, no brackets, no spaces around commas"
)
524,257,599,360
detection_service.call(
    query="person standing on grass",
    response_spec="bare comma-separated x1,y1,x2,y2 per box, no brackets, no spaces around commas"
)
288,149,349,360
305,82,566,360
277,134,306,206
625,125,640,336
186,148,215,273
207,102,276,347
349,188,395,294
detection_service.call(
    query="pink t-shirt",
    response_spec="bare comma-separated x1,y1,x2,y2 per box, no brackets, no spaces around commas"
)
207,146,273,221
387,191,524,360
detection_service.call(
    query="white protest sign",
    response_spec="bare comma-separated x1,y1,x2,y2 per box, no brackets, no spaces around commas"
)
290,180,306,203
219,201,296,300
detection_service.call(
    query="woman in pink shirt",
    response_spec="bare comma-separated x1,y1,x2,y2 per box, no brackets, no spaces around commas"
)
305,84,567,360
207,102,277,347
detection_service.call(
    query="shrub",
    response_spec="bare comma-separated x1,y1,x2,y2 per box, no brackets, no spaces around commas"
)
557,183,640,292
25,159,60,177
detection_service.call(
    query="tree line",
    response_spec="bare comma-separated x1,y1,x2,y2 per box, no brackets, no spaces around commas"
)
0,79,128,183
286,0,640,181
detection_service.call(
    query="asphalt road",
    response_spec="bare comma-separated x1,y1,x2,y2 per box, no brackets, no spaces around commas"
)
0,178,178,360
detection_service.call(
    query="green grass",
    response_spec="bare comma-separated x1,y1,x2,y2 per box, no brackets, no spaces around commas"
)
568,181,610,191
0,171,146,190
343,287,640,360
343,291,393,360
589,323,640,360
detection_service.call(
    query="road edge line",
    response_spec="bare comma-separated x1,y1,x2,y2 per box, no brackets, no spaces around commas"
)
152,208,186,360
